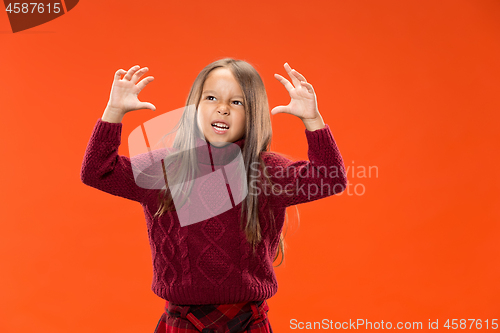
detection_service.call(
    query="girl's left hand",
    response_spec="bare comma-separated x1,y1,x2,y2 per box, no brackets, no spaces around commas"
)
271,63,321,121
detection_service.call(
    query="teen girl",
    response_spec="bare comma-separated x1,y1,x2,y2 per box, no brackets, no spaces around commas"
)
81,58,347,332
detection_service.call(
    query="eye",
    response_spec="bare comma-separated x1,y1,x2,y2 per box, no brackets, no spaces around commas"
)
206,95,216,100
233,100,243,106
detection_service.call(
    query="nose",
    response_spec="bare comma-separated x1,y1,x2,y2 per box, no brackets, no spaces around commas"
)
217,103,230,115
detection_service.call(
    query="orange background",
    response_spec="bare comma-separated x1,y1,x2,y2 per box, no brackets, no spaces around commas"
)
1,0,499,332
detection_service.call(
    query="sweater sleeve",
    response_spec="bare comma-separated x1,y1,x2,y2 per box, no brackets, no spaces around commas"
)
80,118,155,204
262,124,348,207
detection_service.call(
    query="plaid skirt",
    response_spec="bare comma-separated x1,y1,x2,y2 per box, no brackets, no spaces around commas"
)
154,299,273,333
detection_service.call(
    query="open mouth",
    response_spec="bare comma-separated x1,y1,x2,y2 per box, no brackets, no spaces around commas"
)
211,121,230,133
211,122,229,129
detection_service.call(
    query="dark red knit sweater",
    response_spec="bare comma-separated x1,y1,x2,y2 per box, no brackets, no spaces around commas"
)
80,118,347,305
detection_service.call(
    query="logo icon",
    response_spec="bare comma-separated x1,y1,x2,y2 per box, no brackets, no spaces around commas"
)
128,106,248,227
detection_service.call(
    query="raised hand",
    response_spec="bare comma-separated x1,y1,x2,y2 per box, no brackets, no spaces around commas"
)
106,65,156,115
271,63,319,117
271,63,325,131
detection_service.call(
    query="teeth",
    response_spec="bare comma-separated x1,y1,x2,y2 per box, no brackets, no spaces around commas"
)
212,122,229,129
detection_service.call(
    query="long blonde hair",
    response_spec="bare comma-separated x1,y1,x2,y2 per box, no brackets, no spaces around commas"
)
152,58,294,266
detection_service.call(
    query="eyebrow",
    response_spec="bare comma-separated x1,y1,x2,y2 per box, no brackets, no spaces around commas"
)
202,90,244,99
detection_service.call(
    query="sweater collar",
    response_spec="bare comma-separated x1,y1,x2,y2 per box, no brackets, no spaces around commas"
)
195,136,246,166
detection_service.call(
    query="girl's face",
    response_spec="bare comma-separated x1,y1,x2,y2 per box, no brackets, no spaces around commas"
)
197,67,246,147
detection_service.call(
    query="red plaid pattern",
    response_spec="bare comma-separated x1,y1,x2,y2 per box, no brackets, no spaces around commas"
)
154,300,273,333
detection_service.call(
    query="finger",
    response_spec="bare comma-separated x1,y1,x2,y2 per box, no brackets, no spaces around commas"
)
271,105,289,115
114,69,126,82
124,65,140,81
274,73,294,93
131,67,149,84
292,69,307,83
140,102,156,111
136,76,155,92
300,81,315,94
284,62,301,88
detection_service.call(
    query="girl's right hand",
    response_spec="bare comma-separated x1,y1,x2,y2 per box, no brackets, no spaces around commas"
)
106,65,156,115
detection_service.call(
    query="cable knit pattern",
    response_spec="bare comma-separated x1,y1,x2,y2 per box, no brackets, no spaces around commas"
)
80,118,347,305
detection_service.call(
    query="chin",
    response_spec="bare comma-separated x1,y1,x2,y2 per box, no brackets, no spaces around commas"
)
208,139,232,147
